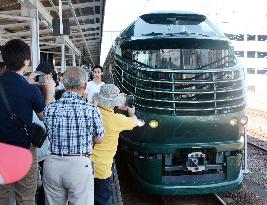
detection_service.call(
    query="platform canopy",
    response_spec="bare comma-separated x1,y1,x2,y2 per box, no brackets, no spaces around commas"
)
0,0,106,69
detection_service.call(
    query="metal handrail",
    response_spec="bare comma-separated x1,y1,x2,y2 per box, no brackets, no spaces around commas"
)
113,73,245,112
112,54,245,114
135,102,245,112
113,68,243,94
114,60,242,84
113,73,244,103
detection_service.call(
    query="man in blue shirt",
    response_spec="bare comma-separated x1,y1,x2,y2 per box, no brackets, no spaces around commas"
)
43,66,104,205
0,39,55,205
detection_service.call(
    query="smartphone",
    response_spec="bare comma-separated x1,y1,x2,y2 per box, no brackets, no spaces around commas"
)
35,75,46,83
125,95,134,108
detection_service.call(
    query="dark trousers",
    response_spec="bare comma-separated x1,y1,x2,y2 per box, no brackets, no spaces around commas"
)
94,176,112,205
36,160,45,205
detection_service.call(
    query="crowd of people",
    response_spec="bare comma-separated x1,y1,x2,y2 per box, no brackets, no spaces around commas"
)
0,39,145,205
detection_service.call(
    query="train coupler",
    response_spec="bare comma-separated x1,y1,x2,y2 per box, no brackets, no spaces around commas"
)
186,152,206,172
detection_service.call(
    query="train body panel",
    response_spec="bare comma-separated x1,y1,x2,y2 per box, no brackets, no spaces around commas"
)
129,167,243,195
121,110,243,146
105,11,247,195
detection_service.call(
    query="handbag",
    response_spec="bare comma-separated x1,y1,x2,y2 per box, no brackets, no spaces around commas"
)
0,81,47,148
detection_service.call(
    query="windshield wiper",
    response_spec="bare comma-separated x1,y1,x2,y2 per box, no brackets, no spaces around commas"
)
142,32,163,36
165,32,210,37
165,31,190,36
189,32,210,37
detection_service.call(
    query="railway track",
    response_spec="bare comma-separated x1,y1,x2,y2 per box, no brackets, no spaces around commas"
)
246,107,267,151
247,108,267,118
110,164,123,205
247,141,267,153
213,194,228,205
247,129,267,150
247,129,267,140
156,194,227,205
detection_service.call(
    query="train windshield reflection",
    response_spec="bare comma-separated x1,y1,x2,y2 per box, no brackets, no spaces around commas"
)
132,49,236,69
134,13,225,38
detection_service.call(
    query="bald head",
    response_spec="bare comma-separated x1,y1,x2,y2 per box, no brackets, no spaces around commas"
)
63,67,88,90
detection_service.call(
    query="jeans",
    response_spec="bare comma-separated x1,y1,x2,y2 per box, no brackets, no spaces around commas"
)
94,176,113,205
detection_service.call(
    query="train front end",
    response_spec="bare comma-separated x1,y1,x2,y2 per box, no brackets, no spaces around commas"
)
110,11,247,195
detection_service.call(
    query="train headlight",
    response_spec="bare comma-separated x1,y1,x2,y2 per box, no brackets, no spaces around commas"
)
149,120,159,128
240,115,248,125
230,118,238,126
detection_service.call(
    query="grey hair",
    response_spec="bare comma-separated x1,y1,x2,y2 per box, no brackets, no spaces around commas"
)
63,67,88,89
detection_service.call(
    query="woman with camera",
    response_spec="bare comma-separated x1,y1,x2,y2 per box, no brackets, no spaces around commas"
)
92,84,145,205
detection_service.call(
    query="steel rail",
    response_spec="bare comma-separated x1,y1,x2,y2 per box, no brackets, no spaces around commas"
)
213,194,228,205
111,164,123,205
156,194,228,205
248,141,267,153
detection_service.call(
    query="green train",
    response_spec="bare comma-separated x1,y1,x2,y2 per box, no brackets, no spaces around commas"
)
104,11,247,195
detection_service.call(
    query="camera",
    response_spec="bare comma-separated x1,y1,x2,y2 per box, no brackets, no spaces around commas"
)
125,95,134,108
35,75,46,83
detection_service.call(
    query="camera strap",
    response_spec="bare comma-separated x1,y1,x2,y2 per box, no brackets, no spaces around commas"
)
0,81,30,136
98,105,113,112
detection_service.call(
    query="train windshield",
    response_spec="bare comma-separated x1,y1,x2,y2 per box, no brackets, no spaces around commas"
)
132,49,236,69
134,13,225,38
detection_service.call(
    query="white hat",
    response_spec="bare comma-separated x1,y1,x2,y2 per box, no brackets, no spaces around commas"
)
93,84,125,107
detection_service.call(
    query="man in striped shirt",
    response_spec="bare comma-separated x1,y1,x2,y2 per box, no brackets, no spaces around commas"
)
43,67,104,205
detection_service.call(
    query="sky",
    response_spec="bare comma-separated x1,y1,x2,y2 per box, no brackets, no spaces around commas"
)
100,0,267,65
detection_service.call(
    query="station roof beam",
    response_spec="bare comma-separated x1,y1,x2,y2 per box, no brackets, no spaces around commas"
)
0,0,106,66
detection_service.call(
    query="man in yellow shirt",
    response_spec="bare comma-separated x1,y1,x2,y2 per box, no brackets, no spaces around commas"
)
92,84,144,205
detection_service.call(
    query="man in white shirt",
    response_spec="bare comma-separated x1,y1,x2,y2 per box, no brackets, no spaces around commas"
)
83,65,105,103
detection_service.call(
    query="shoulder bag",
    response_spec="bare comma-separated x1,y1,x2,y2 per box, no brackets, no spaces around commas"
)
0,81,47,148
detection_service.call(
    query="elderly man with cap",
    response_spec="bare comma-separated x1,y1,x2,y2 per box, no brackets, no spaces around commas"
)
92,84,144,205
43,66,104,205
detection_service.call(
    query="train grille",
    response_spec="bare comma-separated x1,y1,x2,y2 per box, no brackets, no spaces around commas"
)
112,54,246,115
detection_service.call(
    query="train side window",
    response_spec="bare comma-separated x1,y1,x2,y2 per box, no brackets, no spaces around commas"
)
132,49,233,70
257,69,267,75
257,52,267,58
247,68,256,74
247,35,256,41
235,51,244,57
247,51,255,58
258,35,267,41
